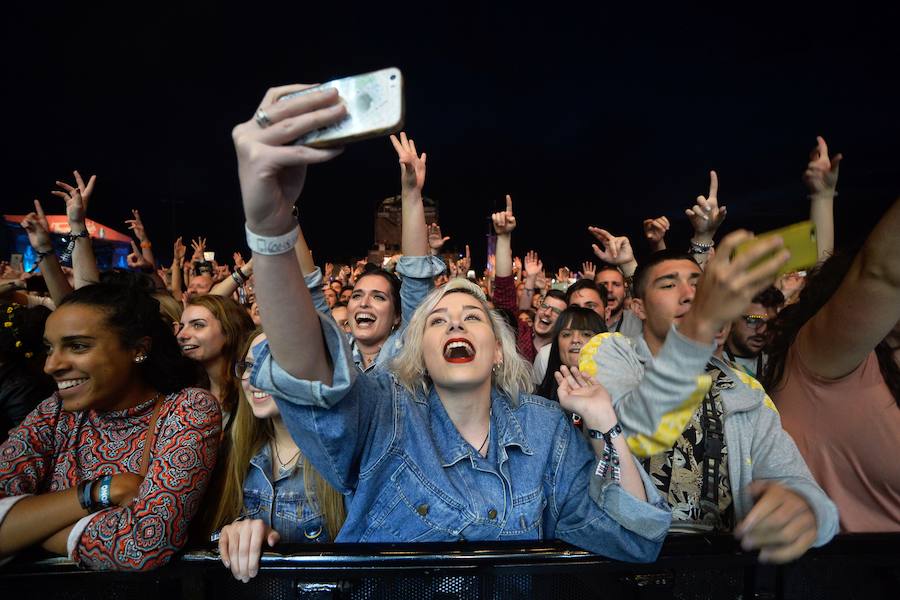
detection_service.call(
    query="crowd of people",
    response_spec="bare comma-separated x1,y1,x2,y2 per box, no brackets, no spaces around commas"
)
0,83,897,583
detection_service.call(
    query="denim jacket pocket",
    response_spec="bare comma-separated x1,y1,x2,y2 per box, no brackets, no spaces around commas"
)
360,462,469,542
241,491,264,519
501,487,546,538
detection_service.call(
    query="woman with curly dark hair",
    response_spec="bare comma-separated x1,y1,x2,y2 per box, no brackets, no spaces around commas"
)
762,197,900,532
0,282,221,569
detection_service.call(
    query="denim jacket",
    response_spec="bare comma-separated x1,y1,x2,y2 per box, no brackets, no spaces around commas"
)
252,311,672,562
242,443,331,543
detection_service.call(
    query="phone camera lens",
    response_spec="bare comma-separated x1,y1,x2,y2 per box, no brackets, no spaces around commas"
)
390,74,396,80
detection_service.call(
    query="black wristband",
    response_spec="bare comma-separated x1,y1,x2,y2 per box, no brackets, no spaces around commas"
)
78,478,95,511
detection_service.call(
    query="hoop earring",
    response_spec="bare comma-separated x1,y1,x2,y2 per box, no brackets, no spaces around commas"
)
134,354,148,364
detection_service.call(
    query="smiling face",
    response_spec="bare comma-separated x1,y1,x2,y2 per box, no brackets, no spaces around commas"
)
348,274,400,346
240,333,279,420
533,296,567,337
43,304,147,412
422,292,501,394
631,259,702,353
187,274,213,299
178,304,227,364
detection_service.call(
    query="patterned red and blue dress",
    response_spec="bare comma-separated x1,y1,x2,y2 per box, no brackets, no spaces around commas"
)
0,388,221,570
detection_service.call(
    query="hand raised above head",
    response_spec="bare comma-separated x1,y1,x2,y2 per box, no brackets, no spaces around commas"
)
588,227,634,266
491,195,516,235
390,131,426,193
233,84,347,233
686,171,726,237
803,136,842,196
21,199,53,251
524,251,543,278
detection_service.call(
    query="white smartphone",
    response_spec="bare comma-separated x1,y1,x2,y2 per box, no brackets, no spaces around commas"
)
280,67,404,148
203,251,215,262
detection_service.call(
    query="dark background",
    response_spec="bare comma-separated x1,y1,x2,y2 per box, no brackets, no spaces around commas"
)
3,2,898,272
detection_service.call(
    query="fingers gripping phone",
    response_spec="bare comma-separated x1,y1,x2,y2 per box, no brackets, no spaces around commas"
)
732,221,818,277
280,67,405,148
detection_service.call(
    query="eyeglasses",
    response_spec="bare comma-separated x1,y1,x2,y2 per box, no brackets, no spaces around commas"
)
539,303,563,316
740,314,770,329
235,361,254,380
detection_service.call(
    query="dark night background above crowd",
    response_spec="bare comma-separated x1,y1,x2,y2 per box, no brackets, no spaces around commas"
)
2,2,898,267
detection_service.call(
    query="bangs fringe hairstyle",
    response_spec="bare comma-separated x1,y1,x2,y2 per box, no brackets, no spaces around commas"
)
207,328,346,540
537,307,607,401
391,279,534,403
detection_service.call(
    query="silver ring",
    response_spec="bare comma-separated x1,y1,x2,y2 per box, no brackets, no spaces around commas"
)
254,108,272,129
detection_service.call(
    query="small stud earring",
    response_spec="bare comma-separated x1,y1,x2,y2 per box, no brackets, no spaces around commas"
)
135,354,147,364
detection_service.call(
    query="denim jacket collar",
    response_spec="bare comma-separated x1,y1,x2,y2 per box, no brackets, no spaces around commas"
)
249,440,299,483
422,386,533,468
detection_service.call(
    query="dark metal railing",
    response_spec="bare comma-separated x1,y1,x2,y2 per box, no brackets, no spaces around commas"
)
2,533,898,599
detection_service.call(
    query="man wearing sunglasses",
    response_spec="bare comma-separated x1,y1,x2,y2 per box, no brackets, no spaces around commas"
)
725,287,784,378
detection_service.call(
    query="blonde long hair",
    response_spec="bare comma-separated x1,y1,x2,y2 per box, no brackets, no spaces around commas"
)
391,279,534,404
208,328,346,540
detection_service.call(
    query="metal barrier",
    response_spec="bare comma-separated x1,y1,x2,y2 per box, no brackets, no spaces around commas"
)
2,534,898,599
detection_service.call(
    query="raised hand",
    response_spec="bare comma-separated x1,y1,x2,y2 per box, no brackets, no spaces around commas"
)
234,252,246,269
491,195,517,235
390,131,427,193
51,182,88,226
190,237,207,262
803,136,841,196
642,216,670,250
581,261,597,281
427,222,450,253
686,171,727,238
554,366,617,432
173,237,186,266
126,240,152,270
21,200,53,252
524,251,543,279
557,266,571,282
233,84,346,234
124,209,148,241
681,230,789,344
588,227,635,266
457,245,472,274
512,256,523,277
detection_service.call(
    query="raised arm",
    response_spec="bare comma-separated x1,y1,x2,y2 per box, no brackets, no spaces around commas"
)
52,171,100,288
125,209,158,268
390,132,429,257
798,197,900,378
20,200,72,305
642,216,669,252
492,195,516,277
686,170,727,269
234,84,346,383
210,257,253,298
520,250,543,311
802,136,841,262
588,227,638,278
170,237,185,298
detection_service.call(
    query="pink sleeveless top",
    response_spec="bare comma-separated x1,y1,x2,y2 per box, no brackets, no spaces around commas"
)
774,344,900,532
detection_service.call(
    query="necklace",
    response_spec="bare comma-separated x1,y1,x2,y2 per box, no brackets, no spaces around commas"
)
475,408,493,456
272,441,301,477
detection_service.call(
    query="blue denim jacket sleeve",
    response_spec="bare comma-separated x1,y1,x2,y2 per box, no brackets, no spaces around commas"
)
550,418,672,562
251,312,392,494
304,267,330,315
395,255,444,327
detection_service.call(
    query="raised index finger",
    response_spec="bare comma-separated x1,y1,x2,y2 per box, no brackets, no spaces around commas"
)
33,199,45,219
505,194,513,214
708,170,718,198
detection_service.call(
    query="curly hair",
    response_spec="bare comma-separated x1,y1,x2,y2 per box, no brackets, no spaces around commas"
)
58,282,194,394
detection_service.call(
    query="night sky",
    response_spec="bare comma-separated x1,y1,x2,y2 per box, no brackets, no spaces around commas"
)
3,2,898,272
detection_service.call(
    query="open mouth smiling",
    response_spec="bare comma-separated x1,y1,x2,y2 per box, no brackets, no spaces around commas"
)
443,338,476,363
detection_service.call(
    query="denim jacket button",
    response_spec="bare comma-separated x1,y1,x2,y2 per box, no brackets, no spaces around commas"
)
417,504,429,517
487,508,497,520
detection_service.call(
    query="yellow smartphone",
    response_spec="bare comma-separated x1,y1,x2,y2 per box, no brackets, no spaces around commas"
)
732,221,818,277
280,67,405,148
